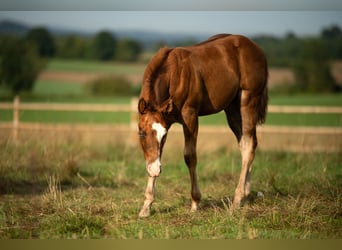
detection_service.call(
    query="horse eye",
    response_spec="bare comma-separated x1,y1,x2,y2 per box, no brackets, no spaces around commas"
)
139,131,147,138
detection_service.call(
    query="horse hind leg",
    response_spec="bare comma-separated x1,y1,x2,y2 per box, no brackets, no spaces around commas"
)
227,90,258,209
233,130,257,208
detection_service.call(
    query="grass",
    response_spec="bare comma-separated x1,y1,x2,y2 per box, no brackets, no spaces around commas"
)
12,110,130,124
47,59,146,75
33,80,84,96
0,137,340,239
268,93,342,106
1,107,341,127
199,112,342,127
1,90,341,126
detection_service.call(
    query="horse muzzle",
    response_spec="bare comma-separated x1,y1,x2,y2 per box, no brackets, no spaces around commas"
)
146,159,162,177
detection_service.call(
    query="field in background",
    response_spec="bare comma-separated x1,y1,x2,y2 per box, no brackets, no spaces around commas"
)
0,59,341,239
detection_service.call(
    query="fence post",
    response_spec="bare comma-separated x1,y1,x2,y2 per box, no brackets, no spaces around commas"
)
130,97,139,130
129,97,139,147
13,95,20,144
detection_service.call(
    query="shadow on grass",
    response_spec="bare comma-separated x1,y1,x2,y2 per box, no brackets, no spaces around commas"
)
0,171,122,196
0,177,78,196
0,178,48,195
149,191,276,216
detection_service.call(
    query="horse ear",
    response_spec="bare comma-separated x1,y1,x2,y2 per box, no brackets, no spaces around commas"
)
159,98,173,114
138,98,148,114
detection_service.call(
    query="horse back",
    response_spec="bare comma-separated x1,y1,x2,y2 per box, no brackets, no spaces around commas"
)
141,34,268,118
171,34,267,114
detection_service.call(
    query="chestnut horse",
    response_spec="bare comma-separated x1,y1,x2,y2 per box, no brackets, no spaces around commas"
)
137,34,268,217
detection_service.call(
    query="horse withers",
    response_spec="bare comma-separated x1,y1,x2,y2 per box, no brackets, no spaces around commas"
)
137,34,268,217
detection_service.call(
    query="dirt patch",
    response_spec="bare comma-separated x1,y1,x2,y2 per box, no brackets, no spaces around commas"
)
268,67,294,87
331,60,342,85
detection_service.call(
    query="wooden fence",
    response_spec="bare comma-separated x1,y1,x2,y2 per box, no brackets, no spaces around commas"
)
0,96,342,151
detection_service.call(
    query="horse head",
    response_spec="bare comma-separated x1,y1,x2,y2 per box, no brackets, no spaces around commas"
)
138,98,173,177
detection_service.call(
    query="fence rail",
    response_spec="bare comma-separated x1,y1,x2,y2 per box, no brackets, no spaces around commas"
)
2,98,342,114
268,105,342,114
0,96,341,150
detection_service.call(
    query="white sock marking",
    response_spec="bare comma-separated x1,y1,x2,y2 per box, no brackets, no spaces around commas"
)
147,158,161,177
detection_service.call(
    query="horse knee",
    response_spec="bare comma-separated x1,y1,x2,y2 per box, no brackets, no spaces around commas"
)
184,152,196,168
240,134,257,152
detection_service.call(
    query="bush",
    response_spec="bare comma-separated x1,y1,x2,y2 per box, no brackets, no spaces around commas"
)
116,39,143,62
291,38,339,93
91,31,116,61
85,75,138,96
0,36,45,95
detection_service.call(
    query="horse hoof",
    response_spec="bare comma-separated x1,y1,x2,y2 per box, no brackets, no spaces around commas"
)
190,202,199,212
231,201,241,210
139,208,150,218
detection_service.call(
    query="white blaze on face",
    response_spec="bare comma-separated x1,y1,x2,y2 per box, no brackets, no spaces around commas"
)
146,122,167,177
152,122,167,144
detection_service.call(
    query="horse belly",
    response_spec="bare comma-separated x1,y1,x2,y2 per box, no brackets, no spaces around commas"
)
199,75,239,115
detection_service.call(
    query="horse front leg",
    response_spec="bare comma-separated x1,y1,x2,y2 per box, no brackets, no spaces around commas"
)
184,138,201,212
182,110,201,212
139,176,156,217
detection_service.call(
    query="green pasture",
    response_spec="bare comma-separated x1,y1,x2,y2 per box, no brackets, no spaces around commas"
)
0,58,342,127
34,80,84,96
200,112,342,127
1,93,342,127
47,59,146,75
0,139,340,239
1,88,342,127
0,105,341,127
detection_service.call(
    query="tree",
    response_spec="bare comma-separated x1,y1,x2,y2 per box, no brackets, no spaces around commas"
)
0,37,45,94
321,25,342,39
91,30,116,61
56,35,89,59
116,38,142,62
292,38,338,93
25,27,56,57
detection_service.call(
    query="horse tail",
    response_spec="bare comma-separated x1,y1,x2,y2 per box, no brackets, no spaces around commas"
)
257,65,269,125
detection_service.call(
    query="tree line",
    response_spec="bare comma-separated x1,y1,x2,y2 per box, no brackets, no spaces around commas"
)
22,28,143,62
0,27,144,94
1,24,342,94
254,25,342,93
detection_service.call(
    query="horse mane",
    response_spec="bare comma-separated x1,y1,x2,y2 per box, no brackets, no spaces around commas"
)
143,47,172,84
141,47,172,104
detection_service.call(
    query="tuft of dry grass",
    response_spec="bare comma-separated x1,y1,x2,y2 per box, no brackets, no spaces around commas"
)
43,175,64,210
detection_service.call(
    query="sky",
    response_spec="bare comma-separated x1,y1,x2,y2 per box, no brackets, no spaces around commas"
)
1,0,342,37
1,0,342,11
1,11,342,37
